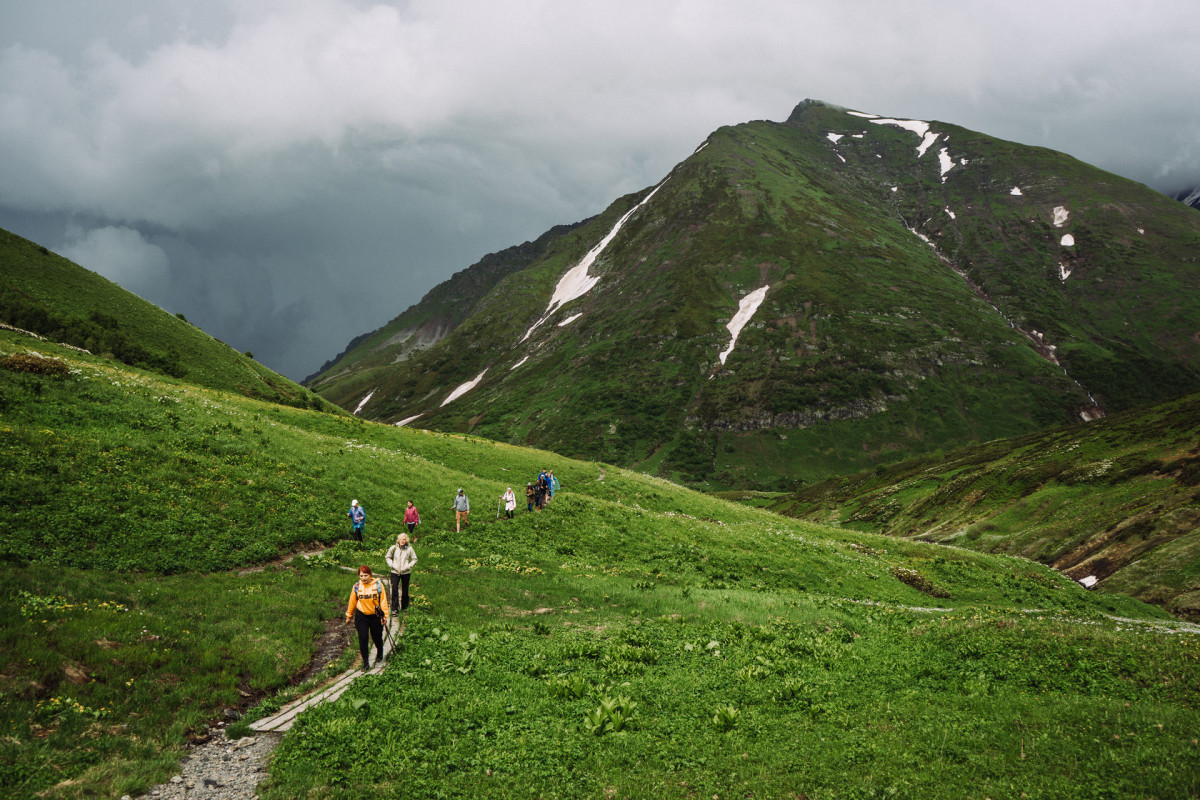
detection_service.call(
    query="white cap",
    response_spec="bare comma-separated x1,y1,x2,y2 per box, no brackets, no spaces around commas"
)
351,499,358,506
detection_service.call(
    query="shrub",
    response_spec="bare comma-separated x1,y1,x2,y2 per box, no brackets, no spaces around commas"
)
891,566,951,598
1,353,69,377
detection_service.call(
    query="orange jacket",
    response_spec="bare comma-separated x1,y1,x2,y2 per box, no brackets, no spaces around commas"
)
346,576,389,622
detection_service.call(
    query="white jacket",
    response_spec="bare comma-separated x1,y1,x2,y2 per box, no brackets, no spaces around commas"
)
386,544,418,575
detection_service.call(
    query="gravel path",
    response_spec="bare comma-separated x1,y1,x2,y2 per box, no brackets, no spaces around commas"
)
134,611,402,799
126,727,281,800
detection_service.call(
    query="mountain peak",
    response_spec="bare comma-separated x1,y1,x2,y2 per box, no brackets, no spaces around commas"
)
310,101,1200,489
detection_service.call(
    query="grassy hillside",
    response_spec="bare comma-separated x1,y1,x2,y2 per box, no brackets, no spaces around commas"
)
0,227,335,411
1,332,1197,800
767,392,1200,619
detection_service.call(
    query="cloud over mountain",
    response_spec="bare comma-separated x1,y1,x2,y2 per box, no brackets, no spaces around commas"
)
1,0,1198,379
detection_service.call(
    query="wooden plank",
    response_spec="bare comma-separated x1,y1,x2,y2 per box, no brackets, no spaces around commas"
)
249,616,403,733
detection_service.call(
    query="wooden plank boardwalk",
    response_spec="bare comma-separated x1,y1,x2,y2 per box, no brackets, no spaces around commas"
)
250,615,403,733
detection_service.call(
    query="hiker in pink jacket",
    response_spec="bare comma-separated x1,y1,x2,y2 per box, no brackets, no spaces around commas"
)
403,500,420,536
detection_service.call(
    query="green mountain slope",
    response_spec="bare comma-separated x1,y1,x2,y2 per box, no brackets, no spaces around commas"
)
766,391,1200,619
310,100,1200,490
0,227,335,410
2,333,1197,800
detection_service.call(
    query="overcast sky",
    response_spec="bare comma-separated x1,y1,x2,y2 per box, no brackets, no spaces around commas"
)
2,0,1198,380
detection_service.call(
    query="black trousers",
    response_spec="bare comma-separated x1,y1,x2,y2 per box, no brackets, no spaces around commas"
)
354,611,384,664
390,572,411,611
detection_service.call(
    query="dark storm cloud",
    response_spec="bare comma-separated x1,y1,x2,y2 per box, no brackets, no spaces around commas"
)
1,0,1197,379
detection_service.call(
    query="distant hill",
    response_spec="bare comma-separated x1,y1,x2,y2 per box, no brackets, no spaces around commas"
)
0,227,336,411
303,220,588,384
765,391,1200,620
1173,186,1200,210
309,99,1200,490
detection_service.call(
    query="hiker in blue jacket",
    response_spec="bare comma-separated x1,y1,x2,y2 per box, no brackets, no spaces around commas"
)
347,499,366,541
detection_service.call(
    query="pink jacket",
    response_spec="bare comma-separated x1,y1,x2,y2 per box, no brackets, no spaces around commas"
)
404,506,420,525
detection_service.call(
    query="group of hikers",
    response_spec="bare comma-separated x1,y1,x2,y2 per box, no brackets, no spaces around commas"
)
341,468,560,669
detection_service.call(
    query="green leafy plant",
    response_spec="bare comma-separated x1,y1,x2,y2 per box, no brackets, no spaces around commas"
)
711,703,740,732
585,694,639,736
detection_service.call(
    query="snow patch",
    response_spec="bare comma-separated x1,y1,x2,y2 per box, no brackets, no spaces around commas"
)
395,414,422,427
945,207,956,219
1059,262,1073,282
959,157,969,166
1079,575,1098,588
521,181,666,342
870,117,931,138
693,141,709,154
1052,205,1070,228
718,286,769,365
1010,186,1023,196
847,111,879,119
911,229,936,249
1137,227,1145,234
557,312,583,327
836,153,846,163
1060,234,1075,247
440,368,488,407
937,148,954,181
891,186,898,192
916,131,939,158
1184,187,1200,206
352,388,377,416
851,133,864,138
856,115,942,158
510,356,529,371
826,132,844,143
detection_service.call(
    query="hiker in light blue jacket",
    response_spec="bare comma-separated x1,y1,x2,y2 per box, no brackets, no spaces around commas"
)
452,489,470,532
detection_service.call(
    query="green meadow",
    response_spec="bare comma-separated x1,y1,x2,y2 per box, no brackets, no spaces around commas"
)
2,332,1198,799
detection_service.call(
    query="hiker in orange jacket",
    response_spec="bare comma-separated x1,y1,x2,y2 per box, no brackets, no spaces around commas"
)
345,565,389,669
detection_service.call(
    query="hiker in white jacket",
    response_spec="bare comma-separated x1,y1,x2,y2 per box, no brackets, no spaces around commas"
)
385,533,418,612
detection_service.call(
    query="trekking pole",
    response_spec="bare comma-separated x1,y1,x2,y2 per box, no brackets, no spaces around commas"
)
379,611,396,661
497,498,503,519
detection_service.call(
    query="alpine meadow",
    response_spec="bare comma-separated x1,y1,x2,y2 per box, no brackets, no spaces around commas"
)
3,99,1200,800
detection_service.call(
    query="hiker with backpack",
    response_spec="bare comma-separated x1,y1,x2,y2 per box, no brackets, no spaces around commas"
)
385,533,418,613
501,487,517,519
525,483,535,512
533,472,549,510
347,499,366,541
345,565,389,670
452,488,470,532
